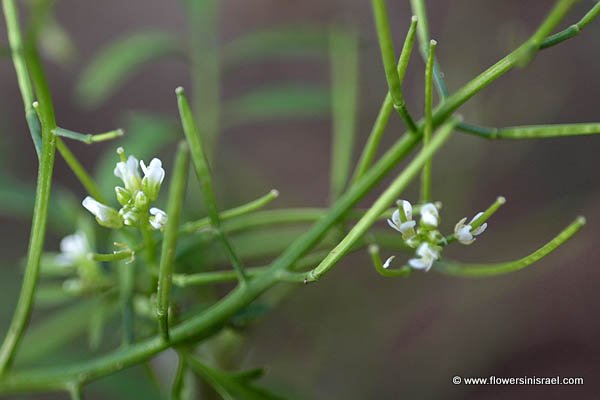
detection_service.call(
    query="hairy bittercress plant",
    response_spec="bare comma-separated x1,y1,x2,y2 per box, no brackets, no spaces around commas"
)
0,0,598,398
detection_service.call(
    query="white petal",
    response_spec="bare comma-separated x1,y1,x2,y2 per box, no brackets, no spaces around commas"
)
408,257,429,270
456,225,474,244
114,155,141,191
387,218,402,233
472,222,487,236
454,217,467,234
469,212,484,225
82,196,100,215
391,209,401,225
420,203,439,227
382,256,395,269
401,200,413,220
399,220,416,233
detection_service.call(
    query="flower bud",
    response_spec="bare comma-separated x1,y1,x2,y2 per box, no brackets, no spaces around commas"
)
149,207,168,230
82,196,123,229
115,186,131,206
140,158,165,201
134,191,149,209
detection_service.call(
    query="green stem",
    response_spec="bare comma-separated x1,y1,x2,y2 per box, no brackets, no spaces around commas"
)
436,217,586,277
369,244,411,277
171,351,187,400
157,142,189,341
352,16,418,182
409,0,449,98
371,0,417,132
0,0,58,375
180,189,279,234
444,196,506,245
2,0,42,156
177,87,247,284
53,127,123,144
420,39,436,203
458,122,600,139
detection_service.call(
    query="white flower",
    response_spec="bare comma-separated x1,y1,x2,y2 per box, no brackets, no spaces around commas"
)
82,196,123,228
57,231,89,265
149,207,168,230
140,158,165,201
408,242,439,271
454,212,487,245
387,200,416,235
114,155,141,192
420,203,439,227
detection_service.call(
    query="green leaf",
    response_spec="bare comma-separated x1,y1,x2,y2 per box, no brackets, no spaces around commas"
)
222,26,330,67
76,31,179,107
224,85,330,127
186,357,284,400
94,112,178,196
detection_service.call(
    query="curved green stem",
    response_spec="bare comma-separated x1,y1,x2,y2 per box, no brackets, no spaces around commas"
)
436,217,585,277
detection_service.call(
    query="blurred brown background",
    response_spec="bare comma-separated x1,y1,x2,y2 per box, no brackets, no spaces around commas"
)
1,0,600,398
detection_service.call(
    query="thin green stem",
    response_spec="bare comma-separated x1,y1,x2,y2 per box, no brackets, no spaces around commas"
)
174,251,327,287
2,0,41,156
329,26,359,201
306,117,458,282
436,217,586,277
371,0,417,132
176,87,247,284
369,244,411,278
171,351,187,400
420,39,436,203
118,261,135,346
459,122,600,139
540,1,600,49
409,0,449,98
180,189,279,234
0,0,58,374
444,196,506,245
352,16,418,182
157,142,189,341
53,127,123,144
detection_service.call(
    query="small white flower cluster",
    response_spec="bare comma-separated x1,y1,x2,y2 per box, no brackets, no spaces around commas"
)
82,148,167,230
384,200,488,272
